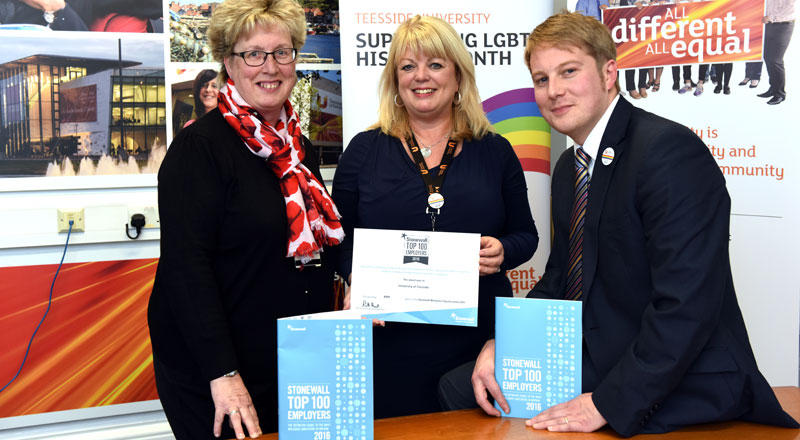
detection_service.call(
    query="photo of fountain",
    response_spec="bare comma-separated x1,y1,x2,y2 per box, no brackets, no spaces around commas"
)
45,143,166,177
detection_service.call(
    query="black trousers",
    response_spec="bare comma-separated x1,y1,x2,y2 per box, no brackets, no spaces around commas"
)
625,69,649,91
671,65,709,85
713,63,733,88
764,21,795,98
672,65,692,85
745,61,763,80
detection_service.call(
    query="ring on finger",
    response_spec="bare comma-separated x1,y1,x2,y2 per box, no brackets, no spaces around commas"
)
229,409,239,416
563,416,569,424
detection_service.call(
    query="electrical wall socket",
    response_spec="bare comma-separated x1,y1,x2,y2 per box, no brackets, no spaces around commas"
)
57,209,85,233
127,206,160,229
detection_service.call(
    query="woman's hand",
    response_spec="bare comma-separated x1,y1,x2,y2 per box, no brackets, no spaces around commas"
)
210,373,261,439
479,236,505,276
19,0,65,12
343,275,352,310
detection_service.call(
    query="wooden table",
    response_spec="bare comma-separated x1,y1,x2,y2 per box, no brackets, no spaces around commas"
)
257,386,799,439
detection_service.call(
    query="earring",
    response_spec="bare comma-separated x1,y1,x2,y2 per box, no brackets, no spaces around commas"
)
453,91,462,105
394,94,404,107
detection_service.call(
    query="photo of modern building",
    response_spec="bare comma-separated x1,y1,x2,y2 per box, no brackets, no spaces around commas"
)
0,35,165,177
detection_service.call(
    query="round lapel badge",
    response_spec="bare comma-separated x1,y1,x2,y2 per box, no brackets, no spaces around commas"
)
601,147,615,166
428,192,445,209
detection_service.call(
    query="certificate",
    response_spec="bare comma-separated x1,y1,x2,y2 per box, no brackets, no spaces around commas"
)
350,228,480,326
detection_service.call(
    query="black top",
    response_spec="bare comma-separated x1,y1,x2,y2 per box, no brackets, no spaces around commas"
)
148,109,334,426
333,129,538,280
332,128,538,417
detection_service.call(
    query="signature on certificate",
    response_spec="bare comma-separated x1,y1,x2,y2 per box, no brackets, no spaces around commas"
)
361,300,381,309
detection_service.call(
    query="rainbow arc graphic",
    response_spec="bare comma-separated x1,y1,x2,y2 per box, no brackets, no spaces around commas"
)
483,88,550,175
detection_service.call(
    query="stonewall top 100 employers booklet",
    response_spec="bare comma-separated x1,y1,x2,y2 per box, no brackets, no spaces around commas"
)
494,297,582,419
278,311,373,440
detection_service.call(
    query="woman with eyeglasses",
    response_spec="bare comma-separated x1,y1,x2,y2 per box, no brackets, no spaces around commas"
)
148,0,343,438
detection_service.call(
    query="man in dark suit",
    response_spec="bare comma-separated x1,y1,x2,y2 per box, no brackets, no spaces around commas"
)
468,12,798,437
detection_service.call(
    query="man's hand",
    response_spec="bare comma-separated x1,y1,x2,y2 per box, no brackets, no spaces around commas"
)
471,339,509,416
527,392,607,432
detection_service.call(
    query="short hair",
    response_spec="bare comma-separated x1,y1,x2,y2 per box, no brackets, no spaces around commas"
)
524,11,620,93
208,0,306,83
192,69,219,117
372,15,493,141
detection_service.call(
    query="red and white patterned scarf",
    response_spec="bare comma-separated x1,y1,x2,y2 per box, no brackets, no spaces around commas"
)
218,78,344,263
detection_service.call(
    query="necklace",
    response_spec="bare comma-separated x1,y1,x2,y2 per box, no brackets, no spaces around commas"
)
415,132,451,158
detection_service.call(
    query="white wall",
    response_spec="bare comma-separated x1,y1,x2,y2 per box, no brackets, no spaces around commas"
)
0,175,159,255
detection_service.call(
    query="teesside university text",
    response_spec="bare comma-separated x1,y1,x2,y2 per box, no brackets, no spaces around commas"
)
354,12,492,25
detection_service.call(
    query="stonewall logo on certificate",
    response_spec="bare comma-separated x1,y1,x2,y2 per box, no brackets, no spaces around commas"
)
350,228,480,326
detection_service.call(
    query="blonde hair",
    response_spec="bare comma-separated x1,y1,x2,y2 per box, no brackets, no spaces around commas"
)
524,11,620,93
208,0,306,83
372,15,493,141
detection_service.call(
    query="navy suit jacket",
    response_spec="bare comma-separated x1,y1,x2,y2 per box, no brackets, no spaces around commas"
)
529,97,798,436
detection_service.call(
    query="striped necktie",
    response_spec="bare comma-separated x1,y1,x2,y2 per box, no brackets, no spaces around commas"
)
565,147,590,300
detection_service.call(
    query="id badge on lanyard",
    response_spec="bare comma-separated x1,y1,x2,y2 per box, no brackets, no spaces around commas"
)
406,135,457,231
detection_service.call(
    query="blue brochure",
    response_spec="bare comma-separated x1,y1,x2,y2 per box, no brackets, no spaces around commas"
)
494,297,582,418
278,312,373,439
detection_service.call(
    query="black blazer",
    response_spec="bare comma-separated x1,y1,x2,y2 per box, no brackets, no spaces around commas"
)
529,97,798,436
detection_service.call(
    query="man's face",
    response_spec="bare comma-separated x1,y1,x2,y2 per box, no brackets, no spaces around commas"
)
528,43,617,145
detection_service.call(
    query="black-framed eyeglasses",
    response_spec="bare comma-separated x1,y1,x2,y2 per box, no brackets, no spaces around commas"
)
233,48,297,66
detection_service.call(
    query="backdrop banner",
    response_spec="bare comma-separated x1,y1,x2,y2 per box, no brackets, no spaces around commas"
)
605,0,764,68
340,0,554,295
